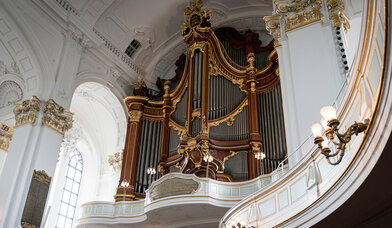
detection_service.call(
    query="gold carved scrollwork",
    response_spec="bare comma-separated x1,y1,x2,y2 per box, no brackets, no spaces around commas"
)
129,110,143,122
14,96,41,128
264,14,282,47
169,120,186,137
108,151,123,173
33,170,51,185
264,0,325,38
327,0,350,30
0,122,13,152
275,0,322,14
182,0,211,35
209,99,248,128
42,99,73,136
285,3,323,32
21,222,38,228
250,141,262,153
222,151,246,170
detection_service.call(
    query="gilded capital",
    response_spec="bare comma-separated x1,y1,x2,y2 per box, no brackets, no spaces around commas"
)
42,99,73,136
129,110,143,122
0,122,13,152
14,96,41,127
33,169,51,185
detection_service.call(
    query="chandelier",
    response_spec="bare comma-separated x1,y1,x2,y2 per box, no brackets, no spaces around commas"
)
312,106,369,165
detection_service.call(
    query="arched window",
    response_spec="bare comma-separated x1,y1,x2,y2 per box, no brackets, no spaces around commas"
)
125,39,141,58
56,149,83,228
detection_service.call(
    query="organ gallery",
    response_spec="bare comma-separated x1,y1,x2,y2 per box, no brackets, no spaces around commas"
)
115,0,287,201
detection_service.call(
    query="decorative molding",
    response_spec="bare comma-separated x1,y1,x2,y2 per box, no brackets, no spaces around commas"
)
92,28,145,76
42,99,73,136
21,222,38,228
108,151,123,173
60,121,81,158
128,110,142,122
285,4,323,32
0,61,21,76
209,99,248,128
0,80,23,108
264,15,282,47
14,96,41,127
0,122,13,152
264,0,350,45
327,0,350,30
32,170,51,185
53,0,79,16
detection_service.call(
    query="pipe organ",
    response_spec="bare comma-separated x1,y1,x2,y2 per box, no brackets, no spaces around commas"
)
115,0,286,201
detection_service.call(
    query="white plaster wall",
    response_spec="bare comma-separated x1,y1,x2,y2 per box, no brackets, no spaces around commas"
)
279,22,346,167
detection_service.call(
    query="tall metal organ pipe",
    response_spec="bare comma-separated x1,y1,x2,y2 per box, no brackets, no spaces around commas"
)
257,83,287,174
135,119,162,193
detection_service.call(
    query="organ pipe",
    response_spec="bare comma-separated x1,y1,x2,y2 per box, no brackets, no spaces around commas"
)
118,0,283,200
257,83,287,174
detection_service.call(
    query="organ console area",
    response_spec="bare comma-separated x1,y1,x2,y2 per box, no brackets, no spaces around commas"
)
115,0,287,201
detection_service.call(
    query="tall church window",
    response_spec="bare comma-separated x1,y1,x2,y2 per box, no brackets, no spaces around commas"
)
56,149,83,228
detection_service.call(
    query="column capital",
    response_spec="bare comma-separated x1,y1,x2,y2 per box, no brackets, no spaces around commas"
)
13,96,41,127
0,122,13,152
128,110,143,122
42,99,73,136
13,96,73,136
263,0,351,47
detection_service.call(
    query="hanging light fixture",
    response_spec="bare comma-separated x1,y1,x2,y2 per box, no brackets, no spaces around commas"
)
312,106,369,165
203,153,213,163
254,151,266,160
147,167,156,175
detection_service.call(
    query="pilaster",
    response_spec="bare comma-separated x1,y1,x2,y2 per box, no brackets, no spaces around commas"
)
115,98,146,201
264,0,350,167
0,96,73,228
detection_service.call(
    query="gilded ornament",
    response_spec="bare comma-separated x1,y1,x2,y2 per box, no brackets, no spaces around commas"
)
264,14,282,47
182,0,211,36
33,170,51,185
129,110,143,122
169,120,186,137
209,99,248,127
42,99,73,136
13,96,41,127
21,222,38,228
0,122,13,152
327,0,350,30
108,151,123,173
285,4,323,32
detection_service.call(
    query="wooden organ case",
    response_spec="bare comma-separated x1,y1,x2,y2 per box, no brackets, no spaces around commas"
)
115,0,286,201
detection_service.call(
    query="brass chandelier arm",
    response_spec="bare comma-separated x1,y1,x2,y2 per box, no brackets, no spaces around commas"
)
313,106,369,165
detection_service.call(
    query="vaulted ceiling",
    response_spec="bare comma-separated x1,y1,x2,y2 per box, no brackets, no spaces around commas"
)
64,0,273,86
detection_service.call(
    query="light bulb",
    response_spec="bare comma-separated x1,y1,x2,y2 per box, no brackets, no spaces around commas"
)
147,167,156,175
311,123,323,137
320,118,328,130
321,136,329,149
320,106,337,121
204,154,213,162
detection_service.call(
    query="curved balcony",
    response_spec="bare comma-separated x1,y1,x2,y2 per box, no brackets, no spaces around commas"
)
220,0,390,227
76,169,289,227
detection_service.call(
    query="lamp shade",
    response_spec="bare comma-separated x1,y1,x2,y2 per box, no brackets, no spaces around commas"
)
320,106,337,121
321,118,329,130
321,136,329,149
312,123,323,137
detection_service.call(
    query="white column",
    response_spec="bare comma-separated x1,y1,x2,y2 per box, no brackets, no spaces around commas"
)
265,0,351,167
0,27,85,227
0,97,73,227
0,123,13,175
